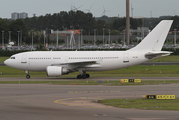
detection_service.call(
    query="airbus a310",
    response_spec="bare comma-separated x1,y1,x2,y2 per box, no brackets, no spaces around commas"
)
4,20,173,79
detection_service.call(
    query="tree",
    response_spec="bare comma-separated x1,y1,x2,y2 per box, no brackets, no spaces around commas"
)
110,30,120,35
171,16,179,30
96,19,106,35
8,19,27,44
23,11,96,35
0,18,9,44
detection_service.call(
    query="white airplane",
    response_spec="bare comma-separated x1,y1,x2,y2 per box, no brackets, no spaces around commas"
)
4,20,173,79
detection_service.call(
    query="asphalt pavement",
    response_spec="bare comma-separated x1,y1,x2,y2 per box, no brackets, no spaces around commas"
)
0,83,179,120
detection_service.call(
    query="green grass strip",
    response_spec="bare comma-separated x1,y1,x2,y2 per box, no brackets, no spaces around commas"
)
150,55,179,62
0,57,9,63
0,80,178,86
98,98,179,111
1,64,179,77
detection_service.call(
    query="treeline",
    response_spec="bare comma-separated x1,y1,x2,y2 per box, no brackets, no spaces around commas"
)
144,16,179,30
0,18,28,43
0,10,142,45
24,11,95,35
24,10,142,35
0,18,41,44
1,10,179,45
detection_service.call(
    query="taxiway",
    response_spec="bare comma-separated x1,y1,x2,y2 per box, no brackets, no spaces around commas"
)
0,83,179,120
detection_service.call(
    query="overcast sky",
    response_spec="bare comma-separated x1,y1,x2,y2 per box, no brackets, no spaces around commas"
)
0,0,179,18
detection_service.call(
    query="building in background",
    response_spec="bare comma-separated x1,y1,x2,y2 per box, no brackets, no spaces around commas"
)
11,12,19,20
11,12,28,20
19,12,28,19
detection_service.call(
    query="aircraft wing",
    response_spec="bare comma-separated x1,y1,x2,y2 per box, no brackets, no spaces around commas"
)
145,51,172,59
51,60,102,69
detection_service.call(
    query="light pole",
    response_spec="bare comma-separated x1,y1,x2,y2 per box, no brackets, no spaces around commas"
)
108,29,111,45
81,29,83,45
67,35,69,49
8,31,12,44
31,30,33,51
94,29,96,45
123,30,126,46
17,31,20,50
126,0,130,45
44,32,46,47
174,29,177,47
57,29,59,47
2,31,4,50
20,30,22,46
78,33,80,49
103,28,105,46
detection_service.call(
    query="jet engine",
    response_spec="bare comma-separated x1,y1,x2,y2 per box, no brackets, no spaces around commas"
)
46,66,69,77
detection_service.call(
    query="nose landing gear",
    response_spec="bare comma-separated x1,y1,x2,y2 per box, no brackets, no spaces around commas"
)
25,71,30,79
26,74,30,79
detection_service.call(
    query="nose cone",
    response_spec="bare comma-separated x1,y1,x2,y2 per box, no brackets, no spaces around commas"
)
4,59,8,66
4,59,11,67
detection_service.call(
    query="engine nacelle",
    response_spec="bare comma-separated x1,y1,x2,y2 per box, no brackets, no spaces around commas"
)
46,66,69,77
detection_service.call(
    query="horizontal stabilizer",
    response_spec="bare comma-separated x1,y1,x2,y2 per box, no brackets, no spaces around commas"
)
145,51,172,59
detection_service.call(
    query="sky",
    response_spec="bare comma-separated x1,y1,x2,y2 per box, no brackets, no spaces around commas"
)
0,0,179,18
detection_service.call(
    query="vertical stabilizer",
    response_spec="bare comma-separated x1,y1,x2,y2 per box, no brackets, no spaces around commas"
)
129,20,173,51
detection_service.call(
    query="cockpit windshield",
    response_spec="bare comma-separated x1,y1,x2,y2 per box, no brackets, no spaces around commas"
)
10,57,15,59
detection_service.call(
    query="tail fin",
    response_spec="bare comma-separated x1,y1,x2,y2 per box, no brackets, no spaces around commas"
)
129,20,173,51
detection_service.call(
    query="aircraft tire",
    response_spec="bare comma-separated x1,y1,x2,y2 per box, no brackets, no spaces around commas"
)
86,74,90,78
26,75,30,79
77,75,82,79
82,74,86,79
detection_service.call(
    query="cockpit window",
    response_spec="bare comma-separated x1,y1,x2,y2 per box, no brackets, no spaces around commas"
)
10,57,15,59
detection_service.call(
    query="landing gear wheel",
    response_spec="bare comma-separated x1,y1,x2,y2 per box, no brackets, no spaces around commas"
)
82,74,86,79
86,74,90,78
26,75,30,79
77,75,82,79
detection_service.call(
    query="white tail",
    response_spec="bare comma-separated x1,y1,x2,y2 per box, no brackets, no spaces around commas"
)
129,20,173,51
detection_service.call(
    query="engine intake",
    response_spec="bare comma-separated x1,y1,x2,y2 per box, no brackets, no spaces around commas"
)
46,66,69,77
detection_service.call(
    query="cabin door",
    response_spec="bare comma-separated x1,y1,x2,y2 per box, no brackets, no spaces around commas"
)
21,54,27,64
123,53,129,63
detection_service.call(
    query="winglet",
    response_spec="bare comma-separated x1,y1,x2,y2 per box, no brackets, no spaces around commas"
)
129,20,173,51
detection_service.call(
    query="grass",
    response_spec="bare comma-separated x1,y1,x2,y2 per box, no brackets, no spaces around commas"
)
98,98,179,111
150,55,179,62
0,80,178,85
0,57,9,63
1,65,179,78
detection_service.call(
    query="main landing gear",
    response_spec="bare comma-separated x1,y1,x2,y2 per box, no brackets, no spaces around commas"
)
77,70,90,79
25,71,30,79
77,74,90,79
